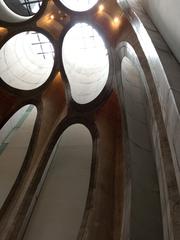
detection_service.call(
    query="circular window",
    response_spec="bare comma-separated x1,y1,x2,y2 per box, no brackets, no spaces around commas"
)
0,31,54,90
62,23,109,104
59,0,98,12
0,0,43,22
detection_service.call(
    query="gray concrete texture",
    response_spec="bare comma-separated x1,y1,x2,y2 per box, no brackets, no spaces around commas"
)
23,124,93,240
0,106,37,208
121,57,163,240
142,0,180,63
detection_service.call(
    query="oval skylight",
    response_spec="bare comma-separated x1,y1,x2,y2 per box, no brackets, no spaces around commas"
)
59,0,98,12
62,23,109,104
0,31,54,90
0,0,42,22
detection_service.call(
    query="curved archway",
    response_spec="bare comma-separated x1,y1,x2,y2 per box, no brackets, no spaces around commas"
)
0,105,37,208
24,124,93,240
0,31,54,90
62,23,109,104
116,42,164,240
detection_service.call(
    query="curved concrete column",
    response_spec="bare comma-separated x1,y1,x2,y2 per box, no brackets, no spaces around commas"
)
116,39,180,240
116,1,180,239
120,56,163,240
142,0,180,62
0,105,37,209
24,124,93,240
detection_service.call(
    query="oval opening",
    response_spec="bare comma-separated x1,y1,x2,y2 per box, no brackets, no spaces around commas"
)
23,124,93,240
59,0,98,12
0,31,54,90
0,105,37,208
0,0,43,23
120,56,164,239
62,23,109,104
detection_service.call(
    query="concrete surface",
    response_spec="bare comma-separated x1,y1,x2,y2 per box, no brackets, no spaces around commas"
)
120,57,163,240
0,106,37,208
23,124,92,240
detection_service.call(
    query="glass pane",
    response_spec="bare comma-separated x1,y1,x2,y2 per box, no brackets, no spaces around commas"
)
0,31,54,90
60,0,98,12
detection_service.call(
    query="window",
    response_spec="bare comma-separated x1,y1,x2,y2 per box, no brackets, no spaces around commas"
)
59,0,98,12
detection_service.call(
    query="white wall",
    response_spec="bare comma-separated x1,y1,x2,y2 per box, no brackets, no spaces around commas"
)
142,0,180,62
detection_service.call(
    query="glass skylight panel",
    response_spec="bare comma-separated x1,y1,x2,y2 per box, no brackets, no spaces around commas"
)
19,0,42,15
0,31,54,90
60,0,98,12
28,32,54,60
62,23,109,104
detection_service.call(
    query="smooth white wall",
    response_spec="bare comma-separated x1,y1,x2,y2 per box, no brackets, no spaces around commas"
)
142,0,180,62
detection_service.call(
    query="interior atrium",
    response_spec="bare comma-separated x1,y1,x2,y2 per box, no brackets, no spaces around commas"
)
0,0,180,240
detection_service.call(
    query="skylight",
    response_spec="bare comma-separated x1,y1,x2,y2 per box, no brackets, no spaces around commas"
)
0,31,54,90
60,0,98,12
19,0,42,15
62,23,109,104
28,32,54,60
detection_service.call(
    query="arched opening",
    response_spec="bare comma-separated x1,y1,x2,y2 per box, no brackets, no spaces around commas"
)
119,55,163,240
0,31,54,90
23,124,93,240
0,105,37,208
0,0,43,22
59,0,98,12
62,23,109,104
